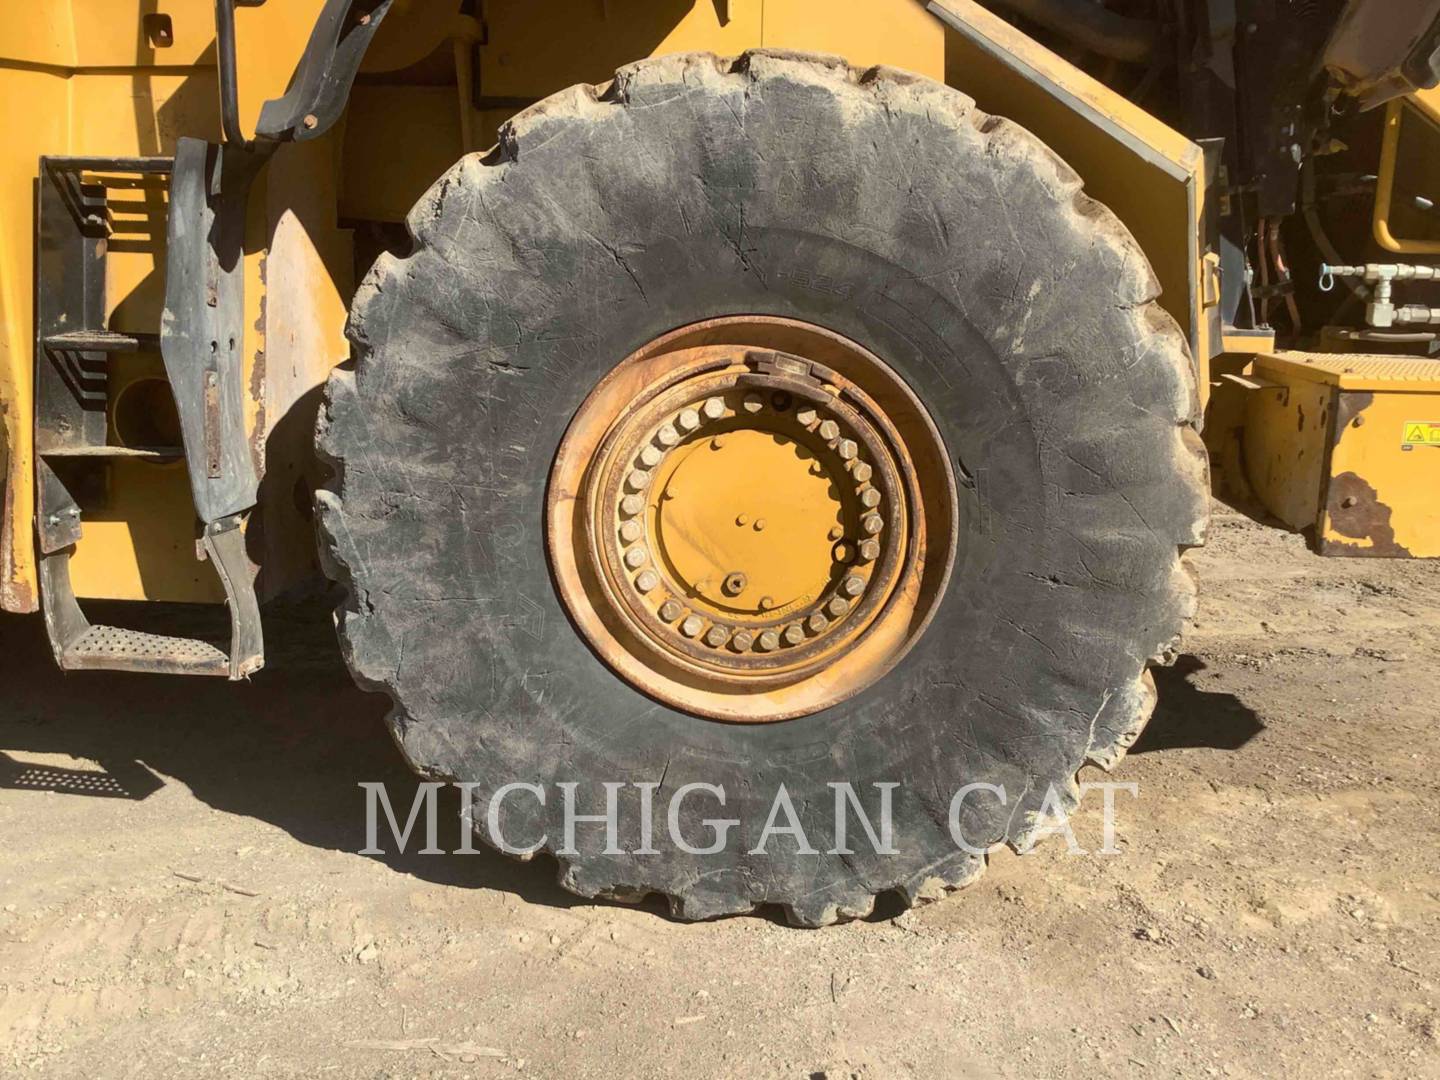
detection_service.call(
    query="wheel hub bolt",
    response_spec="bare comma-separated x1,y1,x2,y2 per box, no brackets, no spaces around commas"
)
705,625,729,647
656,424,679,448
861,513,883,535
619,520,643,543
818,419,840,441
635,570,660,593
659,599,683,622
827,597,849,617
742,393,764,413
858,539,880,562
680,615,704,637
841,575,865,597
731,630,755,651
624,547,648,569
677,407,701,432
621,494,644,516
851,462,873,483
702,397,726,420
626,470,649,491
796,407,818,426
758,630,780,652
640,444,663,467
837,439,858,460
783,624,805,645
807,613,829,633
860,487,881,508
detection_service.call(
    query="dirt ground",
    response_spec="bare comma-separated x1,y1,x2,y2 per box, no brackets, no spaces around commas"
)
2,501,1438,1078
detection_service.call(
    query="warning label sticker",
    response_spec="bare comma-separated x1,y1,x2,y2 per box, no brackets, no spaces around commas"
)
1402,421,1440,449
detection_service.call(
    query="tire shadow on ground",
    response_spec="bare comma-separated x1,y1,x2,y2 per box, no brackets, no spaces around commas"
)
0,599,616,914
1135,654,1265,754
0,607,1260,921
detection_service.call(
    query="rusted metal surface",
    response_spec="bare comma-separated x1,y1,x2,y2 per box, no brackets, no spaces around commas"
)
1321,471,1414,558
546,316,957,723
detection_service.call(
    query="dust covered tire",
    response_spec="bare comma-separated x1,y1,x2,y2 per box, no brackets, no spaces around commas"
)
317,51,1208,925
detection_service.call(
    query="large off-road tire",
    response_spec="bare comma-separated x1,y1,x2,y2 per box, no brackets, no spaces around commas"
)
317,50,1208,925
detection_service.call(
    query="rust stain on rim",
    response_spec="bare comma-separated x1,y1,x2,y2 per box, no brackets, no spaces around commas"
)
546,316,957,722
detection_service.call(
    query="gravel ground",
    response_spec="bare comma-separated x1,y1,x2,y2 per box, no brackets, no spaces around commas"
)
1,501,1438,1078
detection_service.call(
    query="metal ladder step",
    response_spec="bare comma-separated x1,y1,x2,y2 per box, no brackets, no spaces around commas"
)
44,156,173,177
40,445,183,460
43,330,159,353
63,624,229,676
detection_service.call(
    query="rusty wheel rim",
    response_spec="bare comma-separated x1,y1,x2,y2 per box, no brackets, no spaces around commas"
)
547,317,958,722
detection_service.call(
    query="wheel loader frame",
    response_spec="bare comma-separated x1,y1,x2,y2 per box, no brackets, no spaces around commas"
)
0,0,1434,677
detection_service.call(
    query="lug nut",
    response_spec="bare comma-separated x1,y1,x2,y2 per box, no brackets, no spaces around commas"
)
783,624,806,646
861,513,883,535
796,407,818,426
619,520,643,543
858,539,880,562
659,599,683,621
837,439,858,460
742,393,764,413
621,494,645,516
731,630,755,651
624,547,648,569
705,625,729,647
851,462,873,483
640,445,663,467
702,397,726,420
827,597,850,617
807,613,829,633
680,615,704,637
635,570,659,593
758,630,780,652
626,470,648,492
841,575,865,597
657,424,679,447
677,408,700,432
860,487,881,508
818,419,840,441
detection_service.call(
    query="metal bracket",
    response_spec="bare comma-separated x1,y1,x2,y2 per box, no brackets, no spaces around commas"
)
252,0,394,142
160,138,264,523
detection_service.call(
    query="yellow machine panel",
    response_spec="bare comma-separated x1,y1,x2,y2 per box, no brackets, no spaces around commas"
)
1245,353,1440,558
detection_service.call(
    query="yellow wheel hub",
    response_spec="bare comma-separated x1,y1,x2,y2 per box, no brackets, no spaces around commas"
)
656,426,856,615
547,317,957,722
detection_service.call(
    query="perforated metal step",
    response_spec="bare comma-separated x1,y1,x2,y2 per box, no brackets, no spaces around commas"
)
42,330,159,353
62,624,229,676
